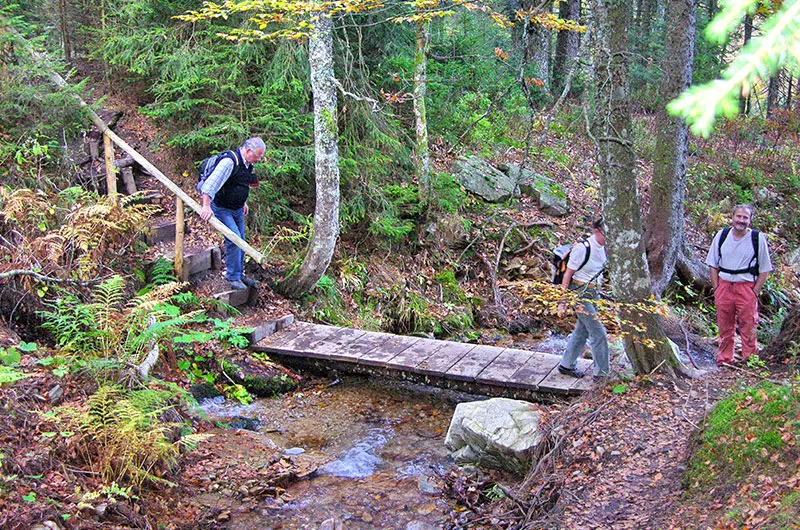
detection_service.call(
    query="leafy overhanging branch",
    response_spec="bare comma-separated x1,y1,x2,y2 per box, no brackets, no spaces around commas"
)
668,0,800,137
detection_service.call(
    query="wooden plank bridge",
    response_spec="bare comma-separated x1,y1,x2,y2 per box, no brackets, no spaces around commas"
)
252,322,597,397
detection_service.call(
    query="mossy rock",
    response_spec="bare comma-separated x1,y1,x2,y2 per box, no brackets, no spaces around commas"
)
220,355,302,397
190,381,224,401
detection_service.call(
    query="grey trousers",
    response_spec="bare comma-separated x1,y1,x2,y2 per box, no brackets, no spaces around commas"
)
559,287,610,376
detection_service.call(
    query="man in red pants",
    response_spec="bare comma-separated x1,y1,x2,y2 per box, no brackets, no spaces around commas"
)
706,204,773,366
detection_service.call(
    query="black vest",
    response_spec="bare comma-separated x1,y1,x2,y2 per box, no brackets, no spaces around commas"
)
212,149,257,210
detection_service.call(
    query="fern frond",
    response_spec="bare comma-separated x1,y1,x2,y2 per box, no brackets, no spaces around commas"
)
90,276,126,330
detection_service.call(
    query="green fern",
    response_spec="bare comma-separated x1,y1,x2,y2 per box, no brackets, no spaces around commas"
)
47,384,210,488
39,277,206,368
150,257,177,286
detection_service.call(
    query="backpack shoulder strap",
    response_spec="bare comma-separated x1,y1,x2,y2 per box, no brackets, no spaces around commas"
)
751,229,760,271
718,226,731,256
577,240,591,271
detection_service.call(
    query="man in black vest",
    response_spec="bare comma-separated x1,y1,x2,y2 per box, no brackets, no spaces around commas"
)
705,204,773,366
199,137,265,290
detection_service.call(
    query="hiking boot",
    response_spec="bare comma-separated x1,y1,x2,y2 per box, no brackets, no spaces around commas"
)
228,280,247,290
558,365,585,378
241,276,258,287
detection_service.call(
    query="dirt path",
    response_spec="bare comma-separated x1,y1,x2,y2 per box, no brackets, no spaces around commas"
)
547,368,761,530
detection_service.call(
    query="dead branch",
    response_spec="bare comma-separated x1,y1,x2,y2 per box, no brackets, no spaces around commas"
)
0,269,94,286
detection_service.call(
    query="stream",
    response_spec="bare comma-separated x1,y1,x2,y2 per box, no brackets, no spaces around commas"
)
199,374,475,529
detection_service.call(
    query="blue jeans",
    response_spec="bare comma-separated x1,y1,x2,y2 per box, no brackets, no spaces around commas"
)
211,203,245,282
560,286,610,376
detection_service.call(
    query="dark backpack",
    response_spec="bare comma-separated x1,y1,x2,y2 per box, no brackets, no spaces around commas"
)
196,150,238,194
717,226,760,277
552,240,591,285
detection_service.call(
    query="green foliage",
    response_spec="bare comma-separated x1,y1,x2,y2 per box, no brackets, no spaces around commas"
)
38,277,203,369
381,285,437,335
369,214,416,242
432,172,467,214
0,29,91,188
684,381,800,527
687,382,799,488
669,0,800,136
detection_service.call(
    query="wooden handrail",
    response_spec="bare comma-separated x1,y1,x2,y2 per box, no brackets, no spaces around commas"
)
44,66,266,264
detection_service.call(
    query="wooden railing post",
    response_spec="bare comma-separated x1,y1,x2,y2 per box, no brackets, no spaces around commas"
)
103,131,117,198
175,197,185,280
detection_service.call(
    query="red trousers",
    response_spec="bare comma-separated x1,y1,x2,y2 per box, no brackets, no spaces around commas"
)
714,279,759,364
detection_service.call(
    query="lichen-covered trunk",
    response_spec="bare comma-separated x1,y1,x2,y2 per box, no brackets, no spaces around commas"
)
276,10,339,298
552,0,581,97
590,0,677,376
644,0,696,296
414,17,431,208
527,0,553,90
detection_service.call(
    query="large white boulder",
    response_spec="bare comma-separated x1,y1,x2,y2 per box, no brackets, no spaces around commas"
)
445,397,543,475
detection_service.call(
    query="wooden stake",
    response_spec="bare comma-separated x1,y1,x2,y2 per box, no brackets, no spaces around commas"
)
103,132,117,198
175,197,185,280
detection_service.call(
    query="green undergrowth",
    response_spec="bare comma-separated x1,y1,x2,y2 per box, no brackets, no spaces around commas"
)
683,380,800,528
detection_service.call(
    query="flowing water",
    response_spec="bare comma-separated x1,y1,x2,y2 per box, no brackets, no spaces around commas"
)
199,375,475,529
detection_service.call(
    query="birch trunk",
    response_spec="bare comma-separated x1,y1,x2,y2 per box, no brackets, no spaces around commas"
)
276,9,340,298
414,17,431,208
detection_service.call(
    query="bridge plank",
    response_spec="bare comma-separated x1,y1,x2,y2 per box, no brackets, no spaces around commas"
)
250,321,596,395
445,345,505,382
305,327,368,357
538,358,594,393
385,338,446,371
507,352,562,390
416,342,476,376
328,331,394,362
274,324,342,356
359,335,420,366
252,322,314,351
475,348,534,386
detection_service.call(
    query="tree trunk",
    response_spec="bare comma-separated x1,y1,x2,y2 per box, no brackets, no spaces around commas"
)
414,17,431,209
763,304,800,363
590,0,678,377
766,72,779,117
58,0,72,62
276,9,340,298
739,14,753,115
644,0,696,296
529,0,553,90
786,73,793,110
552,0,581,97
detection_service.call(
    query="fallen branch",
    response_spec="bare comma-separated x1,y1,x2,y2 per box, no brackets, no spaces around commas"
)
0,269,94,286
